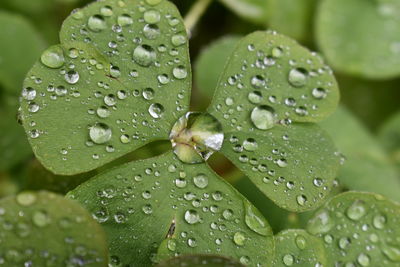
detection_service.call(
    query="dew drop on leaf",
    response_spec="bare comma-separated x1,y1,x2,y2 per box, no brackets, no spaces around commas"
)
87,15,107,32
40,46,65,68
133,45,156,67
250,105,275,130
89,123,112,144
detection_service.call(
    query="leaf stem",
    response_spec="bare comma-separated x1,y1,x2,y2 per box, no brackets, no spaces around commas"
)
184,0,213,37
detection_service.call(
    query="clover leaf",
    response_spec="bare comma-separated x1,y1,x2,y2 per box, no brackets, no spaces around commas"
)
207,31,340,211
0,191,108,266
316,0,400,79
219,0,269,25
67,151,274,266
17,0,344,265
307,191,400,266
273,229,327,266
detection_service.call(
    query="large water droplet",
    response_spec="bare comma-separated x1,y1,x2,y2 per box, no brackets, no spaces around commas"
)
288,68,308,87
250,105,275,130
307,209,334,235
88,15,107,32
193,173,208,189
251,75,266,88
148,103,164,118
65,70,80,84
244,201,269,236
282,254,294,266
16,192,36,206
233,232,246,246
143,24,160,39
22,87,36,101
89,123,112,144
117,14,133,26
170,112,224,164
382,245,400,262
184,210,200,224
133,45,156,67
346,200,367,221
41,46,65,68
144,10,160,24
357,253,370,266
172,65,188,79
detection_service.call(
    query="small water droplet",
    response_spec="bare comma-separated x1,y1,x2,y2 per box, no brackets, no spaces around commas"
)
65,70,80,84
248,91,262,104
357,253,370,266
117,14,133,26
307,209,334,235
16,192,36,206
251,75,266,88
372,214,386,229
233,232,246,246
295,235,307,250
144,10,160,24
32,210,50,227
243,138,258,151
283,254,294,266
312,88,327,99
172,65,188,79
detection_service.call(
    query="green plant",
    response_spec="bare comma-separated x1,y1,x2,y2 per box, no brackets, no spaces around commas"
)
1,0,400,266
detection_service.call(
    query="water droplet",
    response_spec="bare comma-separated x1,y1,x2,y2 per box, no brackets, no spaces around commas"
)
117,14,133,26
32,210,50,227
251,75,266,88
142,88,154,100
28,103,40,113
283,254,294,266
372,214,386,229
338,237,350,250
292,235,306,251
89,123,112,144
251,105,275,130
148,103,164,118
243,138,258,151
143,24,160,39
100,6,113,16
272,47,283,58
248,91,262,104
171,34,187,46
65,70,79,84
41,46,65,68
142,204,153,214
88,15,107,32
22,87,36,101
193,173,208,189
296,195,307,206
222,209,233,220
244,202,269,236
184,210,200,224
346,200,367,221
307,209,334,235
157,74,170,84
120,134,130,144
312,88,327,99
172,65,188,79
288,68,308,87
133,45,156,67
170,112,224,164
357,253,370,266
144,10,160,24
382,245,400,262
187,238,197,247
16,192,36,206
104,94,117,106
233,232,246,246
167,239,176,251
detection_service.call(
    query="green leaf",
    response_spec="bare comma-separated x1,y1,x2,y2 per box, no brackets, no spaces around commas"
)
208,31,340,212
273,229,327,266
221,124,339,212
316,0,400,79
0,101,32,172
67,152,274,266
156,254,244,267
0,11,45,95
0,191,108,266
1,0,54,15
208,31,340,125
307,191,400,266
319,105,400,202
195,36,241,100
219,0,269,25
379,111,400,169
19,0,191,175
267,0,317,43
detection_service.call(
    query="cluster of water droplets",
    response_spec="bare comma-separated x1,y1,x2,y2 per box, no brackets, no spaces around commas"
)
307,193,400,266
211,32,336,134
20,0,192,165
0,192,106,266
68,153,273,266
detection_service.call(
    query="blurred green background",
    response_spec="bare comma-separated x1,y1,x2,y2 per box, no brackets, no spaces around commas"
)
1,0,399,233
